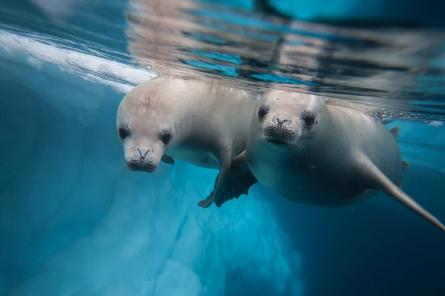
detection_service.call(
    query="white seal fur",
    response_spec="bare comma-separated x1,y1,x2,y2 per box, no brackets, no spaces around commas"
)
244,90,445,233
117,76,257,207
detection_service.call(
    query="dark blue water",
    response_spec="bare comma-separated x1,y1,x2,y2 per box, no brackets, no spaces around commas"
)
1,1,445,295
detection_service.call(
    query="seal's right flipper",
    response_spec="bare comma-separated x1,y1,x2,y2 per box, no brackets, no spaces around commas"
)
214,163,257,207
197,195,213,208
198,149,232,208
355,152,445,233
198,148,257,208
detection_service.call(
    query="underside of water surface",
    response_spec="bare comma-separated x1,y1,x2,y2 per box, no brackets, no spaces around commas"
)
1,1,445,295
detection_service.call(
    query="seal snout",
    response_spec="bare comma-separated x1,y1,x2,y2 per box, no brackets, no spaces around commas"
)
137,148,150,160
126,147,158,172
273,117,291,127
263,116,297,146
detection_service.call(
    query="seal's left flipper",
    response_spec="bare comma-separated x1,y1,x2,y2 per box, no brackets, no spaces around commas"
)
214,163,257,207
162,155,175,165
355,152,445,233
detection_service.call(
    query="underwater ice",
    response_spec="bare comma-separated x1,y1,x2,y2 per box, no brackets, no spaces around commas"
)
0,30,302,295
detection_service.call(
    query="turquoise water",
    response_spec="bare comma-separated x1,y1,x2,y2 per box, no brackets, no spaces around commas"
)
0,0,445,295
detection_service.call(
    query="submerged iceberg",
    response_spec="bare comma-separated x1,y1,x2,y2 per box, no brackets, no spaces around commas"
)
0,30,302,295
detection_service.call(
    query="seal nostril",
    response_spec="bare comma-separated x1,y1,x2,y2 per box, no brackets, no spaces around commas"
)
137,148,150,159
275,118,289,127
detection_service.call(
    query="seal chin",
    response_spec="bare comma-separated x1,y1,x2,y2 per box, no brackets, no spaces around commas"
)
262,132,298,147
266,138,290,147
127,161,158,172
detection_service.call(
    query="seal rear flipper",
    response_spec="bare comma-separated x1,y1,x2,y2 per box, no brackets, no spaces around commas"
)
214,163,257,207
354,152,445,233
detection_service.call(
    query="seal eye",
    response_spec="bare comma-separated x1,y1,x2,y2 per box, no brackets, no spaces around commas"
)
118,128,130,140
258,104,270,121
160,132,172,145
302,112,315,128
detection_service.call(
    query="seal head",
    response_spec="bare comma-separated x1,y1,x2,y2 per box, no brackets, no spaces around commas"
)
116,84,176,172
255,90,326,148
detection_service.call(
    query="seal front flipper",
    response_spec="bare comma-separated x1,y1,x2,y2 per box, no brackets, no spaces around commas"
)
198,149,232,208
161,155,175,165
354,152,445,233
200,164,257,208
197,165,229,208
197,149,257,208
390,126,400,138
214,162,257,207
232,150,247,165
198,186,218,208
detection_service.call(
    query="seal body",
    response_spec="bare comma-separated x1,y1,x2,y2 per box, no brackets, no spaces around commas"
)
117,76,257,206
248,101,399,206
245,90,445,232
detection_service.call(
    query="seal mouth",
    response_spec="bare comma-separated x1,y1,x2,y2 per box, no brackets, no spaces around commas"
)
127,161,157,172
263,132,296,147
266,138,289,147
262,126,297,147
